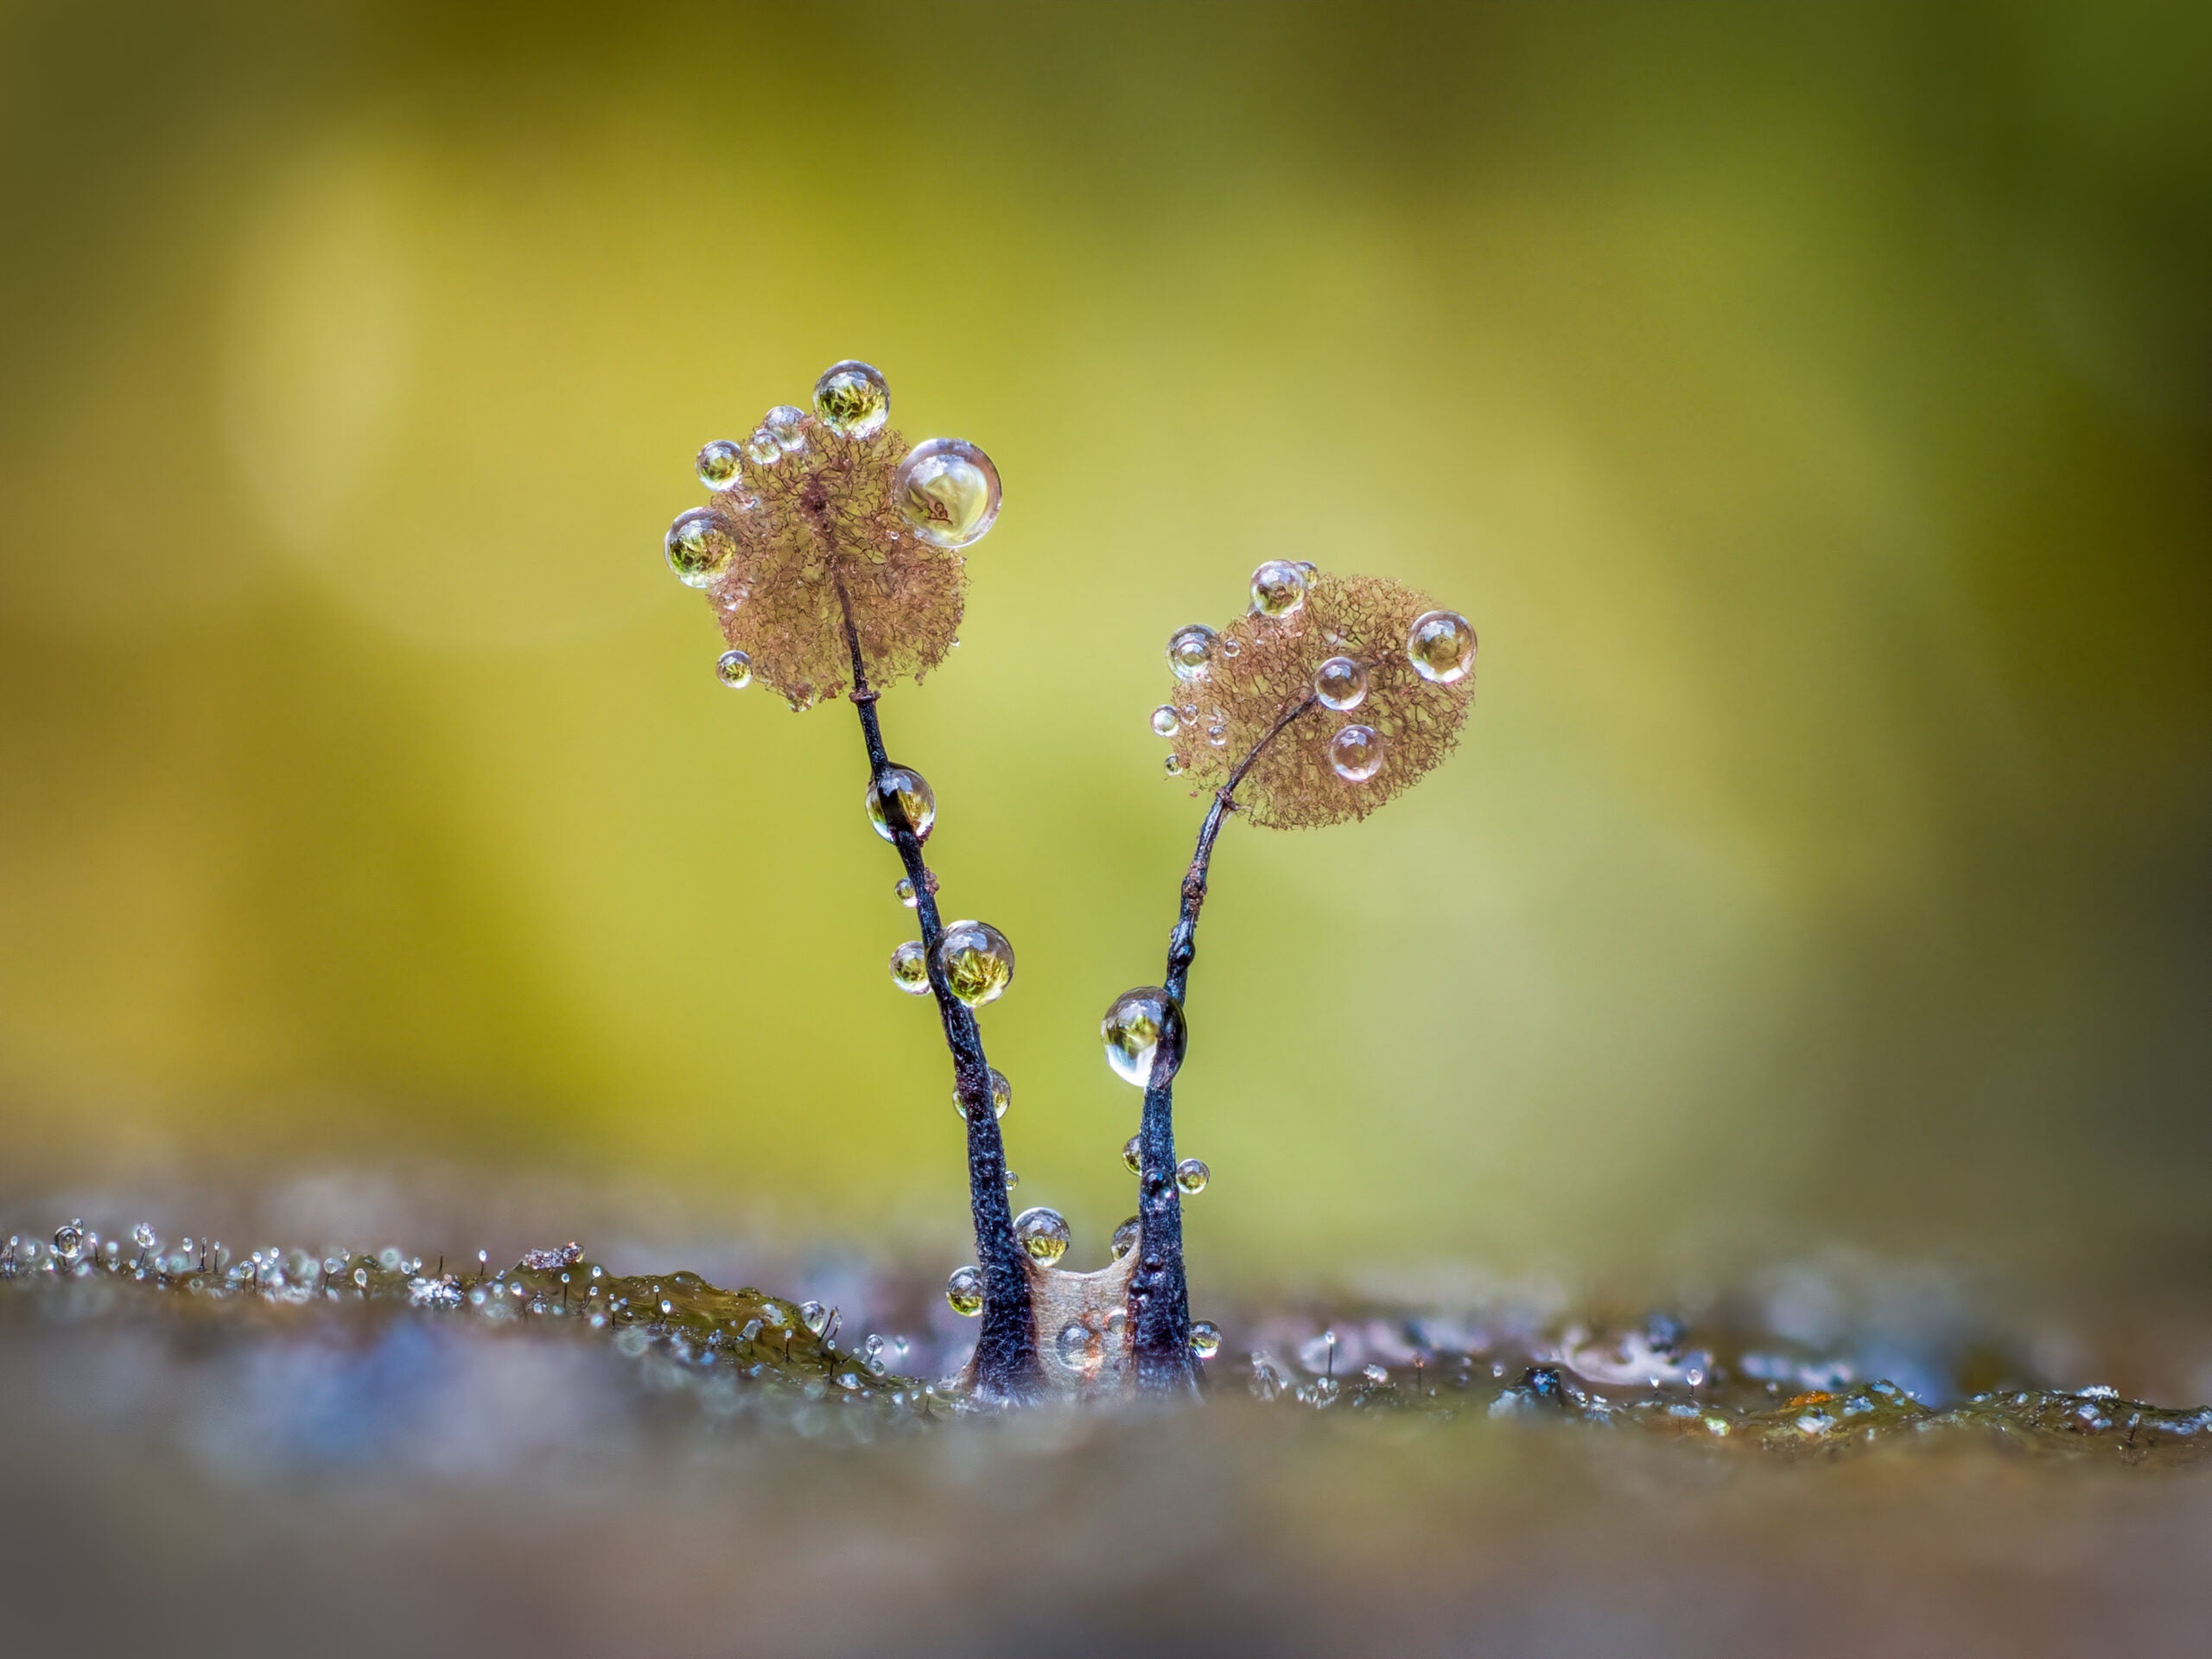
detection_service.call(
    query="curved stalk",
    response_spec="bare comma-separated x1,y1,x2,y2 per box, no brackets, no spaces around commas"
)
834,576,1042,1402
1128,694,1319,1389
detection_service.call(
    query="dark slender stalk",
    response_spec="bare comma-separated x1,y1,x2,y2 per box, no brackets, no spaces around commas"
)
833,575,1043,1402
1129,694,1320,1390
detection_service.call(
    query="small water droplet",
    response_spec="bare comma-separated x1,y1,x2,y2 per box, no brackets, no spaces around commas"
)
1056,1322,1098,1364
888,940,931,995
1167,625,1217,681
715,649,753,689
1163,753,1186,778
1329,723,1385,782
894,875,917,907
1122,1134,1142,1174
130,1223,157,1252
955,1067,1011,1122
895,438,1002,550
1205,723,1226,747
1189,1320,1222,1359
1101,986,1187,1089
1362,1363,1390,1384
865,766,936,842
664,508,734,588
1003,1169,1019,1190
1249,559,1309,619
1407,609,1477,684
1150,705,1181,737
799,1300,830,1336
696,439,744,491
1175,1158,1210,1195
934,919,1014,1008
744,429,781,465
813,359,890,438
763,404,809,451
1014,1207,1070,1265
1109,1217,1141,1260
1104,1308,1127,1334
1219,637,1241,658
53,1222,85,1266
1313,655,1367,711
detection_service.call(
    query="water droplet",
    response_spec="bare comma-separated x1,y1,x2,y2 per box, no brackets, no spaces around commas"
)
1003,1169,1019,1190
1167,625,1217,681
1407,608,1477,684
1362,1363,1389,1385
1175,1158,1210,1195
1313,655,1367,711
813,359,890,438
1329,723,1385,782
934,919,1014,1008
664,508,734,588
894,438,1002,550
1102,987,1187,1089
799,1300,830,1336
1056,1322,1098,1364
1219,637,1241,658
888,940,931,995
696,439,744,491
1249,559,1309,619
1110,1217,1141,1260
715,649,753,689
1205,723,1227,747
131,1223,157,1252
1150,705,1180,737
1189,1320,1222,1359
1122,1134,1142,1174
1163,753,1186,778
893,875,917,907
744,429,781,465
1294,560,1319,583
1014,1207,1070,1265
955,1067,1011,1122
53,1222,85,1266
763,404,809,451
865,766,937,842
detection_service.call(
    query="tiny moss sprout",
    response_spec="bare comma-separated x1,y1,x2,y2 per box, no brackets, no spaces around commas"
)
662,365,1478,1402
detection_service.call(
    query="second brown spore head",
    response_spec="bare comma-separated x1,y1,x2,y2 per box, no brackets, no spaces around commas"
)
665,361,1002,709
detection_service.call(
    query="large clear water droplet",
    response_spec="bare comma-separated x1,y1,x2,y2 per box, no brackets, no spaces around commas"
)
764,404,809,452
894,875,917,907
1109,1217,1141,1260
955,1067,1011,1122
865,766,936,842
715,649,753,689
1122,1134,1141,1174
888,940,931,995
1150,705,1180,737
54,1221,86,1266
131,1223,158,1252
944,1265,983,1317
1176,1157,1211,1195
934,920,1014,1008
696,439,744,491
1101,986,1187,1089
1189,1320,1222,1359
895,438,1002,550
664,509,734,588
1167,625,1217,681
1014,1206,1070,1265
799,1300,830,1336
1163,753,1187,778
813,359,890,438
744,429,781,465
1056,1322,1099,1364
1407,609,1477,684
1329,724,1385,782
1249,559,1308,619
1313,655,1367,711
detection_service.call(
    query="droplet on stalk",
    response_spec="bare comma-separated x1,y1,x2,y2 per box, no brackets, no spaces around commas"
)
1175,1158,1210,1195
1110,1217,1141,1260
934,920,1014,1008
1101,987,1187,1089
945,1266,983,1317
888,941,931,995
955,1068,1011,1122
865,766,937,842
1014,1206,1070,1265
1189,1320,1222,1359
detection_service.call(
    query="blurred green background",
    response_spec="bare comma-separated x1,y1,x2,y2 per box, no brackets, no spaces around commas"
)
3,1,2206,1282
